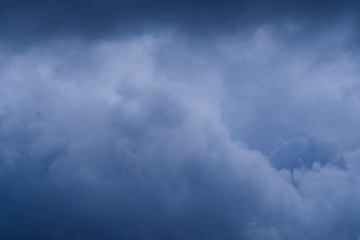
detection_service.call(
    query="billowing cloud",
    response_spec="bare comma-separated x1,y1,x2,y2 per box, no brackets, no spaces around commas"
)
2,2,360,239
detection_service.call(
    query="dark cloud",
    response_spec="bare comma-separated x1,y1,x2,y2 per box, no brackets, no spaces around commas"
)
1,0,359,45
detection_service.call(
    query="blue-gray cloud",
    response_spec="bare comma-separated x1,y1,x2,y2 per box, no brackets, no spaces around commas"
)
1,25,360,240
269,136,346,171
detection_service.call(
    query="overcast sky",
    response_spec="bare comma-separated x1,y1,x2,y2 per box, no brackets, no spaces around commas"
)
1,1,360,239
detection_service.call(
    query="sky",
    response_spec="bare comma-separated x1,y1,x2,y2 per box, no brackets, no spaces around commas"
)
1,0,360,239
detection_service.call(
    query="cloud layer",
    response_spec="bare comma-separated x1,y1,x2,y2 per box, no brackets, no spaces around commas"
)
2,0,360,45
2,2,360,239
0,29,359,239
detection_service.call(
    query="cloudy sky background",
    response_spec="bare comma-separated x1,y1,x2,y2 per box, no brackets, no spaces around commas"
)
1,1,360,239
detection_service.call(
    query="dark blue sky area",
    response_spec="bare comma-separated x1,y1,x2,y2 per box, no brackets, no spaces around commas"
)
1,0,359,43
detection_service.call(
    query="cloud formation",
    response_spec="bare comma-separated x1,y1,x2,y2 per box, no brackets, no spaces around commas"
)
2,2,360,239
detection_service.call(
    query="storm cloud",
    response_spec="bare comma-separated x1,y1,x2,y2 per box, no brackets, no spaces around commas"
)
2,1,360,240
1,0,360,45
